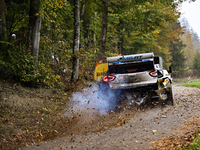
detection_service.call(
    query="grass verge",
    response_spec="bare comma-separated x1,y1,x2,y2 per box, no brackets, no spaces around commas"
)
175,78,200,88
180,136,200,150
178,79,200,149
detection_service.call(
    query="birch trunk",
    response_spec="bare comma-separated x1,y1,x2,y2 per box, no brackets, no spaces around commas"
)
28,0,41,60
31,14,41,58
71,0,80,82
99,0,108,60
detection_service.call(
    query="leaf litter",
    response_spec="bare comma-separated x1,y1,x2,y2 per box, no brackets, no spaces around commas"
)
0,81,141,150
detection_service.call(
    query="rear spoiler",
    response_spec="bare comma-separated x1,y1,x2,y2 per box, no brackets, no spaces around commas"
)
107,53,154,63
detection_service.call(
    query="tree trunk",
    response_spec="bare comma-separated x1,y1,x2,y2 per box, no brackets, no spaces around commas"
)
99,0,108,60
79,0,85,49
71,0,80,82
80,0,85,21
0,0,7,41
28,0,41,59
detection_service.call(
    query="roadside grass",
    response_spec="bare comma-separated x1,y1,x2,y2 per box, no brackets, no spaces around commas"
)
180,136,200,150
177,78,200,150
175,78,200,88
0,80,87,150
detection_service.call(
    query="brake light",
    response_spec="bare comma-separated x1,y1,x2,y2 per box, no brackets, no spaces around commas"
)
149,71,157,77
102,76,115,82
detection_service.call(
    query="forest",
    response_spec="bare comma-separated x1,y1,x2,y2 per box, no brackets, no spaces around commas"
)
2,1,200,149
0,0,199,87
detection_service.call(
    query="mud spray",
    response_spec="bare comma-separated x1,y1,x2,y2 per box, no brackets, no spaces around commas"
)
64,84,122,122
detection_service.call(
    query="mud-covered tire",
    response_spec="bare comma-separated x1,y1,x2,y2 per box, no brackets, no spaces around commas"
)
166,83,174,105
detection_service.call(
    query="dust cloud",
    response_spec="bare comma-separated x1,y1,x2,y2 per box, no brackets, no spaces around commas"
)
64,84,121,121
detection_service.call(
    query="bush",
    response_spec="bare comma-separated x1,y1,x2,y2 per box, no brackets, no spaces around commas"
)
0,44,60,86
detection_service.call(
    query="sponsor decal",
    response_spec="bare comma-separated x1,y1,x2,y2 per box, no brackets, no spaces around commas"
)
122,55,142,61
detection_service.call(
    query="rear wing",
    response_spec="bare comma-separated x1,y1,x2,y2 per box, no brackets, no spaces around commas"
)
94,61,108,82
107,53,154,63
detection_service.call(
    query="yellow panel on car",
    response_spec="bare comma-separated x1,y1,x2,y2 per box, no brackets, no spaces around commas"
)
94,61,108,82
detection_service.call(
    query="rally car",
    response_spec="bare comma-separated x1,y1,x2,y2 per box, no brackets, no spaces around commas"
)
94,53,173,106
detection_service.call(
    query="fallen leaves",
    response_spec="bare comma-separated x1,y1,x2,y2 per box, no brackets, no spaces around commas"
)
54,130,58,133
152,130,157,133
161,115,167,118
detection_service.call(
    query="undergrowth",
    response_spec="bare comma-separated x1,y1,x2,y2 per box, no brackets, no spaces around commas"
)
180,135,200,150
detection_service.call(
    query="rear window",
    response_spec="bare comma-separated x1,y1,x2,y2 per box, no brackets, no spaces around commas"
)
108,61,154,74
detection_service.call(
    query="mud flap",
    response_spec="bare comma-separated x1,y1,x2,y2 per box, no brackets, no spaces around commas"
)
159,84,174,105
166,84,174,105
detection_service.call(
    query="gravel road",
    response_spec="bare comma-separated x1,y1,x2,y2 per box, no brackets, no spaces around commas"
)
22,85,200,150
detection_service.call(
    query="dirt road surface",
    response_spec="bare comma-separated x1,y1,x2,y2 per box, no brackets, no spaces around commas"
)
21,85,200,150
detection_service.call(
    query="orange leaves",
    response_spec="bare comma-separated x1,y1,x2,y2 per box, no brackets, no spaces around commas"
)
40,132,43,137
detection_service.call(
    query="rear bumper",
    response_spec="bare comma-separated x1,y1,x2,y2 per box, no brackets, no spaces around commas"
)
109,81,157,90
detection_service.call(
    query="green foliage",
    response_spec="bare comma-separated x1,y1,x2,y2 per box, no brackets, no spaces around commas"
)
0,0,190,86
40,0,74,41
178,79,200,88
0,44,60,86
180,82,200,88
180,136,200,150
170,23,186,78
5,1,29,42
193,50,200,72
104,0,181,69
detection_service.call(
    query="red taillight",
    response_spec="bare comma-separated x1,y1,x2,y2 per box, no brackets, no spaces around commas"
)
149,71,157,77
102,76,115,82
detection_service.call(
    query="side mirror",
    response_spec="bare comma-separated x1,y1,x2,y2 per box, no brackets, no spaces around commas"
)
157,70,163,78
168,66,172,74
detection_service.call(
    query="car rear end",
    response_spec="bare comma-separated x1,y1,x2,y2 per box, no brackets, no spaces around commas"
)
102,53,158,91
104,60,158,90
